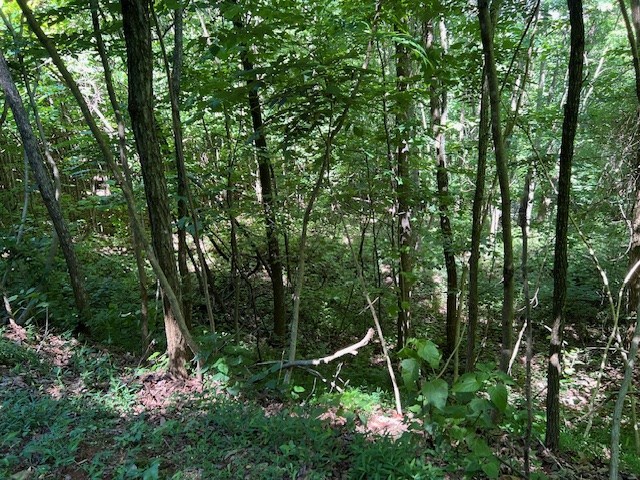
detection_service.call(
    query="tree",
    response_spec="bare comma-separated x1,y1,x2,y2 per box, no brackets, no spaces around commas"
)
618,0,640,311
395,23,414,349
0,49,90,329
234,12,287,340
545,0,584,451
120,0,190,378
426,17,458,358
477,0,515,372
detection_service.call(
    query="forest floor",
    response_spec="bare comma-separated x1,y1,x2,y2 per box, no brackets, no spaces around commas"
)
0,322,638,479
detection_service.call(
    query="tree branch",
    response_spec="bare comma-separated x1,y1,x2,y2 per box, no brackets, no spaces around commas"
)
262,328,375,370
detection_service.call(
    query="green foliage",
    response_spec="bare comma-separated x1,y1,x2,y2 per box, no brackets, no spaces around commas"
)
349,436,445,479
0,332,49,375
400,340,517,477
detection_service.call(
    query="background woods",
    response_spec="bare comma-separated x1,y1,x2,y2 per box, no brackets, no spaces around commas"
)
1,0,640,478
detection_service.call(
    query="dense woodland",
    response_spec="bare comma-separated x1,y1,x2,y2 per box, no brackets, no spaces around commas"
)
1,0,640,478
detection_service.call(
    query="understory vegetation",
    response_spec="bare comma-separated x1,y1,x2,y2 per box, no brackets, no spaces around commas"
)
0,322,637,479
2,0,640,478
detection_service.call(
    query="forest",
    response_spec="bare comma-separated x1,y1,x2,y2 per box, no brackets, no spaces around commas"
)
1,0,639,478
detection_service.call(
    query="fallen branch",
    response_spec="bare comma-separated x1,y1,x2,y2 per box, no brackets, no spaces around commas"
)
261,328,375,370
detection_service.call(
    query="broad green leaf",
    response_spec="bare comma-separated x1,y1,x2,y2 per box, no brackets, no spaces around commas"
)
481,458,500,479
489,384,508,413
400,358,420,390
142,460,160,480
397,345,419,360
416,340,441,370
468,397,492,416
466,435,492,457
452,372,482,393
422,378,448,410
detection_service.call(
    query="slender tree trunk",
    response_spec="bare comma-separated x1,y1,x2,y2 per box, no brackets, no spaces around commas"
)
395,34,413,349
427,19,458,357
89,0,151,351
519,167,535,479
478,0,515,372
545,0,584,451
121,0,190,378
0,50,90,328
172,5,192,330
466,71,489,372
610,315,640,479
151,4,195,330
234,18,287,339
0,9,63,323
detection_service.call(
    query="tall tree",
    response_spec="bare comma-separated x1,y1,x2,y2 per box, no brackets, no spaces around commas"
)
545,0,584,451
478,0,515,372
426,18,458,357
89,0,151,351
395,25,414,349
233,13,287,339
121,0,191,378
466,70,489,372
0,50,90,329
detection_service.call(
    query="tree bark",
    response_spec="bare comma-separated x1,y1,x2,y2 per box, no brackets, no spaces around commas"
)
395,34,413,349
545,0,584,451
619,0,640,311
466,71,489,372
519,168,535,478
478,0,515,372
0,50,90,328
121,0,190,378
427,19,458,358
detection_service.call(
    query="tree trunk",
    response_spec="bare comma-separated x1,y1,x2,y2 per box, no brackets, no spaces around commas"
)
395,35,413,349
519,167,535,479
235,18,287,339
427,19,458,358
0,50,90,328
149,4,194,330
89,0,151,352
466,70,489,372
545,0,584,451
121,0,190,378
619,0,640,312
478,0,515,372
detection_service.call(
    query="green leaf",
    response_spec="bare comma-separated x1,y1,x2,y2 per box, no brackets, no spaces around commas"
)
489,383,508,413
397,345,419,360
142,460,160,480
452,373,482,393
416,340,441,370
400,358,420,390
467,435,492,457
422,378,448,410
481,458,500,478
